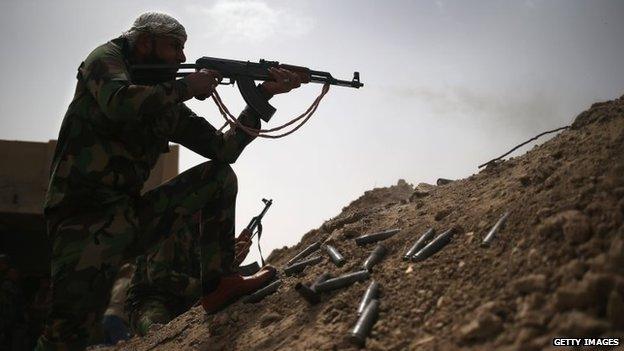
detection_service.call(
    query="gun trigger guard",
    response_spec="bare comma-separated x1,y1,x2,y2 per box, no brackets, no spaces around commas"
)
236,76,276,122
219,78,235,85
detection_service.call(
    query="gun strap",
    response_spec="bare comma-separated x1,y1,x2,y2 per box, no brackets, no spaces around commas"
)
256,222,265,266
211,83,330,139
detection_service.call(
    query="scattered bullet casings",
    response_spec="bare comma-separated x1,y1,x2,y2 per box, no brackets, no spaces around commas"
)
355,228,401,246
286,241,321,266
481,211,510,247
403,228,435,261
295,273,332,305
311,273,332,290
243,279,281,303
362,243,387,272
314,270,370,293
325,244,345,267
411,228,454,262
284,255,322,276
349,299,380,347
357,281,380,315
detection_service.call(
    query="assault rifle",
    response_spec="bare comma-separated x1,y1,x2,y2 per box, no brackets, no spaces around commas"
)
131,57,363,121
246,198,273,240
235,198,273,270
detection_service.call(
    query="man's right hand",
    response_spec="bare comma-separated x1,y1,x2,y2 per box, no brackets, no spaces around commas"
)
234,228,253,267
184,68,222,100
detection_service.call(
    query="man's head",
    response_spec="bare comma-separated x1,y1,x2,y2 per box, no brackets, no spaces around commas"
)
123,12,187,82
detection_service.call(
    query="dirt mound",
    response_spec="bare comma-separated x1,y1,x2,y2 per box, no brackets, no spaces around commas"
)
104,94,624,350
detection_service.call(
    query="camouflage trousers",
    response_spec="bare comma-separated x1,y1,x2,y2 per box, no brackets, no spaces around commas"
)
36,161,238,350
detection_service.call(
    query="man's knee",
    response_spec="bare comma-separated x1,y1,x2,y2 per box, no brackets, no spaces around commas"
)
201,161,237,192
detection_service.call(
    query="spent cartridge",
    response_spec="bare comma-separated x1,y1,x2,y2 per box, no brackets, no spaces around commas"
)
325,244,346,267
411,228,454,262
357,281,380,315
403,228,435,260
311,272,332,290
314,270,370,293
243,279,281,303
355,228,401,246
349,299,380,347
284,255,322,276
362,243,388,272
295,272,332,305
286,241,321,266
481,211,510,247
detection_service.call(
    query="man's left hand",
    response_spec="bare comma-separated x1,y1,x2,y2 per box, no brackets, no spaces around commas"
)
259,67,308,96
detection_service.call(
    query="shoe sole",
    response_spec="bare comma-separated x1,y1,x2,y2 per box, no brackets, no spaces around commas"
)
203,268,278,315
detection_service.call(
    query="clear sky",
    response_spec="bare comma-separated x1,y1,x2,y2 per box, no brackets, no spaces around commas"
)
1,0,623,264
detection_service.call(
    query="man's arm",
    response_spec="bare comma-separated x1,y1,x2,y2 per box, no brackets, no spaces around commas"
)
79,43,194,122
168,103,261,164
167,67,306,163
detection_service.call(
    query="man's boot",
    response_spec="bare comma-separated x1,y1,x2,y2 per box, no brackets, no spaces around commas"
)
201,265,277,314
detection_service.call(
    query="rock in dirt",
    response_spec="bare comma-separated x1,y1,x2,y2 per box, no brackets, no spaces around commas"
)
538,210,592,244
410,190,430,201
457,312,503,344
260,312,283,327
512,274,547,294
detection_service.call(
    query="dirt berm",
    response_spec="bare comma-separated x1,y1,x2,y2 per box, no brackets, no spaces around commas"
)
104,95,624,350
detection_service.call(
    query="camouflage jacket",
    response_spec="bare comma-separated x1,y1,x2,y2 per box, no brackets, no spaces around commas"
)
44,36,261,215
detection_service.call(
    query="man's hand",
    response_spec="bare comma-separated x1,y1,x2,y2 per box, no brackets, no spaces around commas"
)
184,68,222,100
259,67,308,96
234,228,253,266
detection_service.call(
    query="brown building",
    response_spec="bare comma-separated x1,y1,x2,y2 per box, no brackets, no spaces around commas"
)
0,139,179,277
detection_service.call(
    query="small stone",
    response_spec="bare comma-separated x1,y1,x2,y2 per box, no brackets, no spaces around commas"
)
517,173,531,187
538,210,592,244
411,335,435,347
556,259,587,280
478,301,510,322
436,296,445,308
457,312,503,343
458,261,466,269
435,208,452,221
536,207,552,220
410,190,430,201
512,274,547,294
260,312,282,327
516,327,541,344
405,265,414,274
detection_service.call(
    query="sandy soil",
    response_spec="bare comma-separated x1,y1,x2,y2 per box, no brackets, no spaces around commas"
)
100,94,624,350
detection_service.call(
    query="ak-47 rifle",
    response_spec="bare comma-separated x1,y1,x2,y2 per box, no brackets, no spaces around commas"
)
131,57,363,122
235,198,273,268
247,198,273,240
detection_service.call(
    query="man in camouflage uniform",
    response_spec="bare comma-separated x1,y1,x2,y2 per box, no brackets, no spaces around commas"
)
37,12,304,350
125,216,202,336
